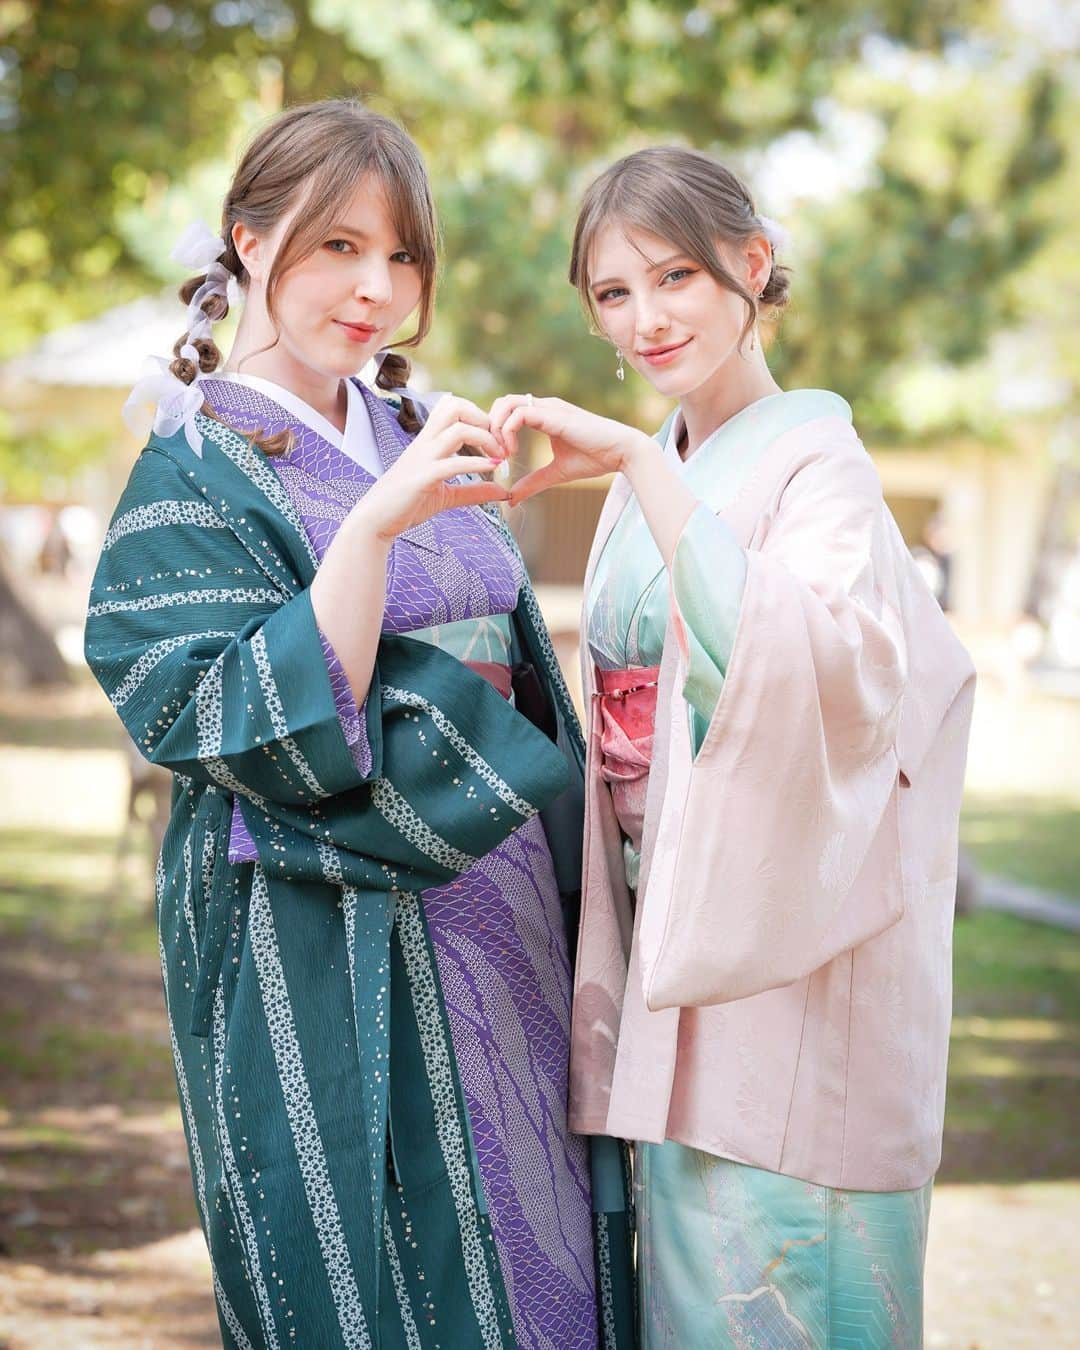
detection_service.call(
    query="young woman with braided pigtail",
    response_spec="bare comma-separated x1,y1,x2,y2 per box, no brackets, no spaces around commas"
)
87,99,634,1349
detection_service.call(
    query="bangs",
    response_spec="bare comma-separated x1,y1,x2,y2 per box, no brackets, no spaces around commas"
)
570,147,760,332
266,124,440,346
574,191,726,327
370,140,439,275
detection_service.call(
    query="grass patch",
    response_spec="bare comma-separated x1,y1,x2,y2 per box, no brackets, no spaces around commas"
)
961,792,1080,902
943,911,1080,1182
0,826,158,956
0,1024,173,1099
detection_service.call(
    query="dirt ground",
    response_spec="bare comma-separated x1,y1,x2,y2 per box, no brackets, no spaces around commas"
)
1,682,1078,1349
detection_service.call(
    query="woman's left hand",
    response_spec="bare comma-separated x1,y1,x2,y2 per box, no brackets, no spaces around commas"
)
489,394,653,505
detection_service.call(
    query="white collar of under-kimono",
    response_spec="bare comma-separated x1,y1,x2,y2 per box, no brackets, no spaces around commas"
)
214,371,384,478
662,410,686,464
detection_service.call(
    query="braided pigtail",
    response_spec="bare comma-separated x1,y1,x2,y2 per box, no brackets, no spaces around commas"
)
172,262,292,458
374,350,424,435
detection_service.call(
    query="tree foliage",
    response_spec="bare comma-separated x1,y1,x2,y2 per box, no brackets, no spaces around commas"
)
0,0,1074,454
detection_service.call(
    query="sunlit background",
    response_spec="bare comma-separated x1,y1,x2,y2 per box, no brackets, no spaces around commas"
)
1,1,1078,1345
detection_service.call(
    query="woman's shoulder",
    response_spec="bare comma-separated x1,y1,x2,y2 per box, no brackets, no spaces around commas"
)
122,430,203,495
123,413,255,510
771,390,869,464
776,387,853,421
768,395,885,518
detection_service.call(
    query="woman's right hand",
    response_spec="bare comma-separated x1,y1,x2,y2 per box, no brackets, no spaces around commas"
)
488,394,655,505
354,396,509,541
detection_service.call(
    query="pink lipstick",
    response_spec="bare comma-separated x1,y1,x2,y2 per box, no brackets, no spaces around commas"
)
640,337,693,367
335,320,378,343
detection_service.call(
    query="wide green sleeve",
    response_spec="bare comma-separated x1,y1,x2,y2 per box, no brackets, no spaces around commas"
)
84,446,375,806
669,503,748,752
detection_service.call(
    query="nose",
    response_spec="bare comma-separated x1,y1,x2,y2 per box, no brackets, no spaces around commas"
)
634,295,670,342
353,259,393,308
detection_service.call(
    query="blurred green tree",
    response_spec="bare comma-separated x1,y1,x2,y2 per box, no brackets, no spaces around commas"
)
771,57,1069,438
0,0,382,359
0,0,1072,436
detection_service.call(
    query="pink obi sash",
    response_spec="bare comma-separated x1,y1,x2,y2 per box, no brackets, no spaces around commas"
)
465,660,513,701
594,665,660,856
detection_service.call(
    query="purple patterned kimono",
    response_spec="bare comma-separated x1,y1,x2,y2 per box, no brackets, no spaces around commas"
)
200,375,598,1350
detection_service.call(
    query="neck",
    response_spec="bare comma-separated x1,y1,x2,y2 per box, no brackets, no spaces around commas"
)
225,296,347,431
678,341,782,457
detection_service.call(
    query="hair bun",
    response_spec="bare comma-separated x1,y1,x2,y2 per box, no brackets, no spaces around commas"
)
760,262,791,311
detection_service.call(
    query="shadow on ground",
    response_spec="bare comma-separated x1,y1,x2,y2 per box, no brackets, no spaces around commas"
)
0,821,195,1264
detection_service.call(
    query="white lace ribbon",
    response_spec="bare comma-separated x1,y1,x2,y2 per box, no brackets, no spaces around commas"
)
171,220,232,340
170,220,226,270
122,356,206,457
120,221,231,455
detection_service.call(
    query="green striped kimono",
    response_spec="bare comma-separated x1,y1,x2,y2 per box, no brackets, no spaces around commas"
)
85,422,634,1349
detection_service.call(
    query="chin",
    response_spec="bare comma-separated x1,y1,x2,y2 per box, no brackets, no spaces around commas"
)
640,365,704,400
314,349,370,379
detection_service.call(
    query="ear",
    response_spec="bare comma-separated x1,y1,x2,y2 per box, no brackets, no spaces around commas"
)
745,233,773,295
231,221,265,285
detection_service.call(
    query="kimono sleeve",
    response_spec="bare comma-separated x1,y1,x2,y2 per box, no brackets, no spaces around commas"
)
84,447,376,806
639,431,908,1009
668,505,747,749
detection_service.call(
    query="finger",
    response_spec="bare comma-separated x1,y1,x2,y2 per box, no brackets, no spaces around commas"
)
412,395,489,448
501,400,562,446
426,455,501,483
443,481,511,508
436,425,505,461
489,394,533,449
434,395,492,434
508,460,566,506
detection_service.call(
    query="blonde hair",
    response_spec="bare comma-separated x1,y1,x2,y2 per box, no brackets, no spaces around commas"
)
569,146,790,352
171,98,439,453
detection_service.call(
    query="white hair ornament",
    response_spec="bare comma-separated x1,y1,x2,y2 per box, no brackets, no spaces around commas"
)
122,356,207,457
121,221,232,457
758,215,791,253
171,220,232,342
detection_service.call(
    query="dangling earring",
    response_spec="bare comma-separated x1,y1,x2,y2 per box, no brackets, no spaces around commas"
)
615,349,625,382
750,290,764,351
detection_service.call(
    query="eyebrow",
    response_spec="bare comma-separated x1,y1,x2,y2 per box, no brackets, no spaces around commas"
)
326,225,371,240
591,253,690,290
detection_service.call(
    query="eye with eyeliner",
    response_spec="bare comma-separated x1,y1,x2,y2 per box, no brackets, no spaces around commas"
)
595,266,697,305
323,240,416,264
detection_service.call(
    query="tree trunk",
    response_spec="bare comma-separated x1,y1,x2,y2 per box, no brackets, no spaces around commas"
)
0,557,71,686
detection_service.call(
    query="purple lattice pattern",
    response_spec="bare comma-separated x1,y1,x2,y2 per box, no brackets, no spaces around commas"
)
424,815,598,1350
203,378,523,862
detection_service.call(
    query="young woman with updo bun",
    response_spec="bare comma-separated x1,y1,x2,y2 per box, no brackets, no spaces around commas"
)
492,146,975,1346
86,99,633,1349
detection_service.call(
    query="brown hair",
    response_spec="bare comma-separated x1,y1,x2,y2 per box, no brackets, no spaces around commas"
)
172,98,439,454
569,146,790,352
